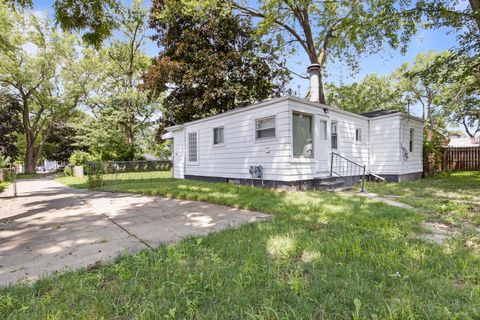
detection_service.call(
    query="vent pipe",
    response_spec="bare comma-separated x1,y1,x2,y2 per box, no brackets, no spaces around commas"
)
307,64,321,103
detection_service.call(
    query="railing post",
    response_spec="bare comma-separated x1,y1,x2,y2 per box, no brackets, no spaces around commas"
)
13,167,17,197
330,152,334,176
361,165,366,192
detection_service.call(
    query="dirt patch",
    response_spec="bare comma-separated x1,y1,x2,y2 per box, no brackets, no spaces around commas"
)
420,222,460,244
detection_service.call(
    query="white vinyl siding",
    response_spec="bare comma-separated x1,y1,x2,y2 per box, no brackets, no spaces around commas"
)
401,118,423,174
172,131,185,178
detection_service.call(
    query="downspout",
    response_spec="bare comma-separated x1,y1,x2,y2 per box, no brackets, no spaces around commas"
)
183,129,187,178
368,118,371,174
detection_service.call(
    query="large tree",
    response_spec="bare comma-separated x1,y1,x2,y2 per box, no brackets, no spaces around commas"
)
43,122,79,162
408,0,479,105
325,74,405,114
0,11,84,173
224,0,417,104
0,91,23,162
5,0,120,47
145,0,289,131
77,2,161,160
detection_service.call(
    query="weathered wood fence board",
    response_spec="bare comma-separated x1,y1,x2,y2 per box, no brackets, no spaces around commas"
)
443,147,480,171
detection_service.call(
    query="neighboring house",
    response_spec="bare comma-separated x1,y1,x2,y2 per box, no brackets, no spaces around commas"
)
141,153,159,161
448,137,480,147
37,160,66,173
162,65,424,188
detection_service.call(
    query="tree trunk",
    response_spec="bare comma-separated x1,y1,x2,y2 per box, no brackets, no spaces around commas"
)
24,133,36,174
469,0,480,30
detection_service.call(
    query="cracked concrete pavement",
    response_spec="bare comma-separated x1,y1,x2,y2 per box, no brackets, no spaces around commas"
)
0,177,270,286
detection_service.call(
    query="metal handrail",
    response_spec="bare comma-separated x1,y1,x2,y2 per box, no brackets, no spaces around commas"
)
330,152,366,192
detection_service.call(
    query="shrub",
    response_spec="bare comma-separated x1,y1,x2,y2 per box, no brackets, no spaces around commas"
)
63,166,72,176
69,151,95,166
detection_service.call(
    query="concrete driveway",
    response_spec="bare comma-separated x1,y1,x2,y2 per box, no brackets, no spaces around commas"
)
0,177,270,286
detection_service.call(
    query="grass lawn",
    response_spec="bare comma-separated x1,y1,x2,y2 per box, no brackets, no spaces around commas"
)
1,172,479,319
365,171,480,226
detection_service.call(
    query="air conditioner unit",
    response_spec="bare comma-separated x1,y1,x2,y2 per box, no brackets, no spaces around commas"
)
249,165,263,179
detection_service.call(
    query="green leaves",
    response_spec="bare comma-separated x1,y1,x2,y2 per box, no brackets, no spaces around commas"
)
146,0,289,132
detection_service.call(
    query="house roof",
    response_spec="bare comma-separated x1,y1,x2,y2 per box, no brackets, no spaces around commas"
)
448,137,480,147
164,96,419,131
360,110,401,118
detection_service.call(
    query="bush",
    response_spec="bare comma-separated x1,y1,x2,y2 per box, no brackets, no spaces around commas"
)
69,151,95,166
63,166,72,176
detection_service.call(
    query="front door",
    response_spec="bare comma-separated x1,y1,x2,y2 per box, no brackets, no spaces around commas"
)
316,116,330,173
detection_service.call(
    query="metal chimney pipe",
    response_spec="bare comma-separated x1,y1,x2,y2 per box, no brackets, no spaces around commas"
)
307,64,321,103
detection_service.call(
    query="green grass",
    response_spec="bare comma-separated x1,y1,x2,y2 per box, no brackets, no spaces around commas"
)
365,171,480,226
1,172,479,319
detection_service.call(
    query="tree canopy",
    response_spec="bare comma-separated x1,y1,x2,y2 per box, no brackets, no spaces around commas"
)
227,0,418,103
326,74,405,114
0,91,23,161
144,0,290,131
0,7,85,173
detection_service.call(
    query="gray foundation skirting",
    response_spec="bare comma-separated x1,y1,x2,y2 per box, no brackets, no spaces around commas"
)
377,172,423,182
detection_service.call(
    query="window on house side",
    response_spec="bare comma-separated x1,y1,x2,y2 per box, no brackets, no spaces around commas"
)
188,132,198,162
409,128,414,152
331,121,338,149
213,126,224,145
355,128,361,142
293,112,313,158
255,116,276,140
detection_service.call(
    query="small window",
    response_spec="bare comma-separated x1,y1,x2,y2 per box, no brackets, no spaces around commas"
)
255,116,276,140
331,121,338,149
293,112,313,158
409,128,414,152
188,132,198,163
355,128,361,142
320,120,328,140
213,126,224,145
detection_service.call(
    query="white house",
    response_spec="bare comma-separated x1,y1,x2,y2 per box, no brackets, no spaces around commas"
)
162,65,423,189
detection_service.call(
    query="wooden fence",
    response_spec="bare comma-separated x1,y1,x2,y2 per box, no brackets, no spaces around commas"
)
443,147,480,171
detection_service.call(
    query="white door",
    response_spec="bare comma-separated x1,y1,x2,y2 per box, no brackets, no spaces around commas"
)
316,116,330,172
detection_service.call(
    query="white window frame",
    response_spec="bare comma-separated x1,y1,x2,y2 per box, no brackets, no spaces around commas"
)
331,121,338,149
212,126,225,146
355,128,362,143
187,131,199,165
255,115,276,141
292,111,314,158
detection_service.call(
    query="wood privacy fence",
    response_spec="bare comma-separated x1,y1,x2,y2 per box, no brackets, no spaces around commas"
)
443,147,480,171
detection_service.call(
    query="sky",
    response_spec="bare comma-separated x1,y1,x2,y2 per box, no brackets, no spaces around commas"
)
31,0,462,121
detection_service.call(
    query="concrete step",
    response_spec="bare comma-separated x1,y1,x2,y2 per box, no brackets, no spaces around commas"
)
314,177,352,191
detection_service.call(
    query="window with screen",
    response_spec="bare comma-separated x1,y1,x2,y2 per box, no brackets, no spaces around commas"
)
188,132,198,163
213,126,224,145
331,121,338,149
293,112,313,158
255,116,276,140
